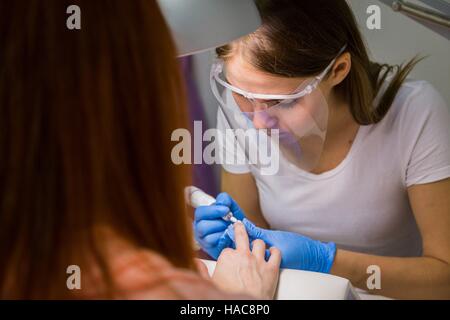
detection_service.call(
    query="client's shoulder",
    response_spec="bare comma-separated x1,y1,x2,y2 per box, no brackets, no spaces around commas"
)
78,226,226,299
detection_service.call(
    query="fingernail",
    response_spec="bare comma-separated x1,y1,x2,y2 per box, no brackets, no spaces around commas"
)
235,221,243,227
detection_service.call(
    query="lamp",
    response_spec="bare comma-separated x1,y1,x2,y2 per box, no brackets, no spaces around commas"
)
157,0,261,57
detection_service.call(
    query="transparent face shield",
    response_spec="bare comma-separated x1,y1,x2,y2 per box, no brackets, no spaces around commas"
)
210,46,346,176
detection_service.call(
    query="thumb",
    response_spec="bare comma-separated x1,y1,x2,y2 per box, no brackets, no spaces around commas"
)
223,224,238,250
215,193,245,221
242,218,268,242
217,228,232,251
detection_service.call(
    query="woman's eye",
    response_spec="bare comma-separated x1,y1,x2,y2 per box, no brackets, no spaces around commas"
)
279,99,295,108
266,100,282,106
233,93,247,101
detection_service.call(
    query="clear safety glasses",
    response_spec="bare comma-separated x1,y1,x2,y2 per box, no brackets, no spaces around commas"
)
210,45,347,113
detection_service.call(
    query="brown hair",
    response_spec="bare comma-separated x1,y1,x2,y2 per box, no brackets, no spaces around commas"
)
0,0,194,298
217,0,422,125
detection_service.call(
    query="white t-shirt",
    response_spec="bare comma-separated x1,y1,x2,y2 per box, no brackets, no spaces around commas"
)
217,79,450,257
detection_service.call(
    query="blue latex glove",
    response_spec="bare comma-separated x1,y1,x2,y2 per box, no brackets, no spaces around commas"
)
193,193,246,259
237,219,336,273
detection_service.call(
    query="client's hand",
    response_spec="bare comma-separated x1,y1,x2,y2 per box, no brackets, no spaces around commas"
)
211,221,281,300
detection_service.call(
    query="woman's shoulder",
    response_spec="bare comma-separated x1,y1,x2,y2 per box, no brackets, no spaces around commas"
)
396,79,446,116
376,79,449,132
373,79,450,186
106,249,227,300
77,226,232,300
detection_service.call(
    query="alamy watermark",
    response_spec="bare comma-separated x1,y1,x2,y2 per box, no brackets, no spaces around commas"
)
64,4,381,31
66,265,81,290
171,121,280,176
366,5,382,30
366,265,382,290
66,5,81,30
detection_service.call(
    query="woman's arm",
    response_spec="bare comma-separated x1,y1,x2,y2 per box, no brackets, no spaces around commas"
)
221,169,270,228
331,179,450,299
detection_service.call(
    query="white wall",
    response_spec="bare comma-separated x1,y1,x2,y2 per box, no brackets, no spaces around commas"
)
347,0,450,105
192,0,450,130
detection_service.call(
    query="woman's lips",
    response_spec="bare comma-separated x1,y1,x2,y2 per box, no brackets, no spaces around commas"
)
266,128,298,145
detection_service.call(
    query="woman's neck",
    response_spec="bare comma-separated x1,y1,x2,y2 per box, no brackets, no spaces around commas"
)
309,94,360,174
326,94,357,137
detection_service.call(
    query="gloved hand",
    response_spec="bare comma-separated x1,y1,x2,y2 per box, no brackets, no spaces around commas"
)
193,193,246,259
236,219,336,273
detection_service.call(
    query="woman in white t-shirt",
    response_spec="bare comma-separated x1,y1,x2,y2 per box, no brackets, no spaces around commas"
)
193,0,450,299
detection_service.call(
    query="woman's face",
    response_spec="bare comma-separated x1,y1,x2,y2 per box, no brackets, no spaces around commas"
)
224,55,331,135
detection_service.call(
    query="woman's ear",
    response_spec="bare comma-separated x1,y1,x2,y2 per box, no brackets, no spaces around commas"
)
329,52,352,87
